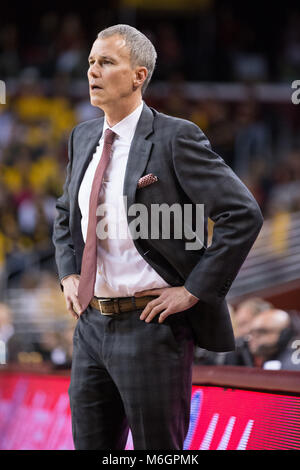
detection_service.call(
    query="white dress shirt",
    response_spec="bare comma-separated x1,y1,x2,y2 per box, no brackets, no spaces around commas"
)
78,100,170,298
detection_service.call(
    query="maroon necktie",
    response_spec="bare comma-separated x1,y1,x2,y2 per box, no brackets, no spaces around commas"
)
78,128,116,311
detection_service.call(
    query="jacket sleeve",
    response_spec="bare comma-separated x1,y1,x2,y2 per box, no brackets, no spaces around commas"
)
172,121,264,304
52,127,77,289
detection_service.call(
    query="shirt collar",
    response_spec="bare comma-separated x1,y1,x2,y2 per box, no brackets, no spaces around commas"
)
101,100,144,143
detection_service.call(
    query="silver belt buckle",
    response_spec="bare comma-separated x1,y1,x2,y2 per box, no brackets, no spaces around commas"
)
98,298,113,315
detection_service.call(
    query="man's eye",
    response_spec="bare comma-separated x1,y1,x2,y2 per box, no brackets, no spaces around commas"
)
88,60,112,67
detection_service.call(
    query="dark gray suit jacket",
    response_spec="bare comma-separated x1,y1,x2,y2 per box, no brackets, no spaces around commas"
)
52,101,263,352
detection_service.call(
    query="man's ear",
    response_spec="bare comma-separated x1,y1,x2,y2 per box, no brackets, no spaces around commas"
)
133,66,148,90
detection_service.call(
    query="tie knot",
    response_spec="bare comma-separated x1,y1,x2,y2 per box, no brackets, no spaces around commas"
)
104,128,116,145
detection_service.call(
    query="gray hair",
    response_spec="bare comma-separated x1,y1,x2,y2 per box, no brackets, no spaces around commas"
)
97,24,157,95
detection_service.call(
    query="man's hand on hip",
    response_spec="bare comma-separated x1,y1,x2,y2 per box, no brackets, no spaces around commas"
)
61,274,83,319
135,286,199,323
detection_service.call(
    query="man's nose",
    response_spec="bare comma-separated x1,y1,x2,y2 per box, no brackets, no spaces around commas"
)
88,64,101,78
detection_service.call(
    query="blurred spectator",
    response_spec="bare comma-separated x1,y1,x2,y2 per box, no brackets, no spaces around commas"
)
0,105,14,158
28,12,59,77
1,269,74,368
34,270,72,321
248,309,299,370
281,10,300,80
222,309,300,370
0,24,20,77
155,23,183,79
232,297,273,339
233,100,272,179
200,99,235,167
0,301,35,363
266,150,300,216
36,324,73,370
55,14,88,79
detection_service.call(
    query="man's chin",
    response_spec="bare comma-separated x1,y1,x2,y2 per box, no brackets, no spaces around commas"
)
90,97,105,109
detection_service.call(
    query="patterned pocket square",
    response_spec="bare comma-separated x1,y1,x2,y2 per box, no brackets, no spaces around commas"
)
137,173,158,189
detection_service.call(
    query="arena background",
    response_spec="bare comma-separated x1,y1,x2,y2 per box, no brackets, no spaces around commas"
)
0,0,299,450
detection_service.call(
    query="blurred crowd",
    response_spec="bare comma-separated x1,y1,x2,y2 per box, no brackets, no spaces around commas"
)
0,270,74,370
1,8,300,287
0,5,300,371
1,291,299,371
1,5,300,82
194,298,300,370
1,82,299,370
1,80,300,288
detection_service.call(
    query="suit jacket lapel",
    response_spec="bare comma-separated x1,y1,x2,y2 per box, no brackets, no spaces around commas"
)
123,102,154,212
72,117,104,202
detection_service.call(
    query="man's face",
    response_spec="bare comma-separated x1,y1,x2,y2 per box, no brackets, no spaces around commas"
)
234,306,255,338
248,315,283,358
87,35,137,108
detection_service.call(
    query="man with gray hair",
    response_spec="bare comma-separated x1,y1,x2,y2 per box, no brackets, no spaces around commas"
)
53,24,263,449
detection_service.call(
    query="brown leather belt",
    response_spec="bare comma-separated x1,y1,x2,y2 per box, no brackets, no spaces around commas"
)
90,295,158,315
